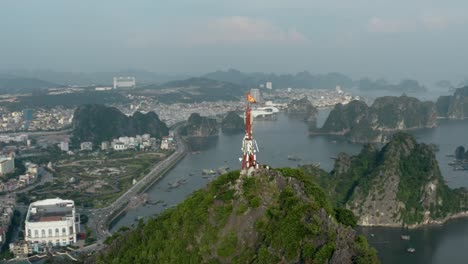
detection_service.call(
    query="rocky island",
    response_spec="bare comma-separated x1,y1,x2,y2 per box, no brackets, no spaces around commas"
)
93,169,379,263
221,111,244,134
306,133,468,227
180,113,218,138
287,96,318,124
313,96,437,143
72,104,168,145
436,86,468,119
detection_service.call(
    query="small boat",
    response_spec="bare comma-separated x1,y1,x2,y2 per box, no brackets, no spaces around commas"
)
287,155,302,161
407,248,416,253
401,235,410,240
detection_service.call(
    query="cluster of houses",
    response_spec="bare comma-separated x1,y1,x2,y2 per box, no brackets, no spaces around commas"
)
0,160,39,192
75,132,176,153
0,196,15,249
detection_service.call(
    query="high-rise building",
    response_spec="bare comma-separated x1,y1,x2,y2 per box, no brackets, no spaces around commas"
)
0,157,15,175
250,88,262,103
266,82,273,90
113,77,136,89
25,198,78,246
23,109,34,122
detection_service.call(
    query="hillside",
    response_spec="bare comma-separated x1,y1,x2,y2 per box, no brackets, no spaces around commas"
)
204,69,353,90
93,169,379,264
308,133,468,227
221,111,244,133
180,113,218,137
0,76,61,94
71,104,168,145
139,77,246,103
436,86,468,119
287,96,318,123
314,96,437,143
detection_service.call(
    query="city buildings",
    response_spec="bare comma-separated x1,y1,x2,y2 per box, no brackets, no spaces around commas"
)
113,77,136,89
25,198,78,246
0,157,15,175
266,81,273,90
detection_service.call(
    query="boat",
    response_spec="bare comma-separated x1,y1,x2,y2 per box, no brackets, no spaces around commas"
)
287,155,302,161
407,248,416,253
401,235,410,240
202,169,216,175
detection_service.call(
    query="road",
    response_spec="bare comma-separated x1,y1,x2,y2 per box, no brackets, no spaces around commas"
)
85,124,187,241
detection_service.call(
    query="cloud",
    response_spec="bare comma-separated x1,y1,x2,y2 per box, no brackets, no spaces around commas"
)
368,17,413,33
188,16,306,45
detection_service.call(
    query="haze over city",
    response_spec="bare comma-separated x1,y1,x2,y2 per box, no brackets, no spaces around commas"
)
1,0,468,83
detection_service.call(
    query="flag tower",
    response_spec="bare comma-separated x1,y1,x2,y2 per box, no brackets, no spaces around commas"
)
241,93,258,175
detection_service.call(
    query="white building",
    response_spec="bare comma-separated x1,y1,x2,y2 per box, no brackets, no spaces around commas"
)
80,142,93,151
101,141,110,151
113,77,136,89
25,198,78,246
113,142,127,151
266,81,273,90
0,157,15,175
250,88,262,103
60,141,69,152
160,137,173,150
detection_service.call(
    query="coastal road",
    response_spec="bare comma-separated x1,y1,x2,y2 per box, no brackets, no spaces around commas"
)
86,125,187,240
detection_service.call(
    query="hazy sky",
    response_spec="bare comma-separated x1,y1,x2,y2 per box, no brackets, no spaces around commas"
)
1,0,468,82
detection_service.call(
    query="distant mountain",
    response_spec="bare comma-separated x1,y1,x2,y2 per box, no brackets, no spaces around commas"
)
312,133,468,227
71,104,168,145
203,69,353,90
0,76,61,94
436,86,468,119
140,77,246,103
314,96,437,143
94,169,379,263
0,69,188,86
356,78,427,93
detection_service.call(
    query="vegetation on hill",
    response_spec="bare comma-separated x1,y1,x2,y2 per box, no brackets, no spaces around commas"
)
314,96,437,143
93,169,379,264
180,113,218,137
71,104,168,145
306,133,468,227
221,111,244,133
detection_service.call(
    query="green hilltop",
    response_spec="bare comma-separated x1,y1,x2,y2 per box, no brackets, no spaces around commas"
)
94,169,379,264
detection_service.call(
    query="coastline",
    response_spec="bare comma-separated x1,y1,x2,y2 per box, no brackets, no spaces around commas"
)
358,211,468,229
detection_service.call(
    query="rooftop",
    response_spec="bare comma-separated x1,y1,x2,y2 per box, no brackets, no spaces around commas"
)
27,198,74,223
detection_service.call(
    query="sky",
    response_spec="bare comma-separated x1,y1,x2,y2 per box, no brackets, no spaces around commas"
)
1,0,468,83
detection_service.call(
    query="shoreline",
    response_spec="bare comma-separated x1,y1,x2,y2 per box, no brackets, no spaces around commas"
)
358,211,468,229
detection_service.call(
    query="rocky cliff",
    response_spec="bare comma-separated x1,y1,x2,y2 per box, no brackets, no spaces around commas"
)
436,86,468,119
315,96,437,143
180,113,218,137
321,133,468,227
72,104,168,145
221,111,244,133
93,169,379,264
287,96,318,123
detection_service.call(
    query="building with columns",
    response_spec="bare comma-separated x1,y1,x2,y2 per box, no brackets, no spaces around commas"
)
25,198,78,246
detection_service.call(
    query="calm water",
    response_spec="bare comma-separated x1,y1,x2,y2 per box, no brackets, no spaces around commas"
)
112,112,468,264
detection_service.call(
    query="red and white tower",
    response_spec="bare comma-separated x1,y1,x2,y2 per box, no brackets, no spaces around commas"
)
241,93,258,175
